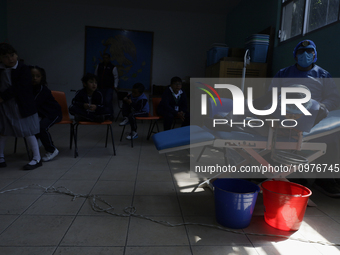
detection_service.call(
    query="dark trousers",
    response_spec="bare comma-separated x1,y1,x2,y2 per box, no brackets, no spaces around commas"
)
122,103,148,132
69,105,110,122
100,88,114,116
160,111,190,131
35,116,62,153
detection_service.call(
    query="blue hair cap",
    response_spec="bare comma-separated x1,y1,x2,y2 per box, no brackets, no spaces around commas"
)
293,40,317,63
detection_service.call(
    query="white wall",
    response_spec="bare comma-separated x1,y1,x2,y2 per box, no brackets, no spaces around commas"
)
7,0,226,103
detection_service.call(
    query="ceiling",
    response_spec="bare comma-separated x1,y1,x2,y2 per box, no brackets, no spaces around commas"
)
56,0,242,15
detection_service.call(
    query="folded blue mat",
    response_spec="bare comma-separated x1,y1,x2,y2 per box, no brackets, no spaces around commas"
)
152,125,215,151
152,110,340,152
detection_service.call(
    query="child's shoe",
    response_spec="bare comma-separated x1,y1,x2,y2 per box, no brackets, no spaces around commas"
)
42,148,59,162
126,131,138,140
119,117,129,126
23,159,42,170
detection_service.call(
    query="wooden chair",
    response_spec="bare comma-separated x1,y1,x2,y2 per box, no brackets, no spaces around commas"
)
51,91,74,149
73,120,116,158
120,97,162,147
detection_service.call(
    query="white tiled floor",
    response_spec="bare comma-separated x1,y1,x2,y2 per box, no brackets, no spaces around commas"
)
0,121,340,255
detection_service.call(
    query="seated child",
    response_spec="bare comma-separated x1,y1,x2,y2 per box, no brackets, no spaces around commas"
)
69,73,111,122
31,66,62,161
157,76,190,131
119,83,149,140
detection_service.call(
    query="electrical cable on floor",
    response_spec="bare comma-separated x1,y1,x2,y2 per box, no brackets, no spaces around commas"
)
1,183,339,247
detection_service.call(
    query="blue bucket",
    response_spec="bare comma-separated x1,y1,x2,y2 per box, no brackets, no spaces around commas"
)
213,178,260,229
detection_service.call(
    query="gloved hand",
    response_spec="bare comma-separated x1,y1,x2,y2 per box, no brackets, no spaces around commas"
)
314,102,329,125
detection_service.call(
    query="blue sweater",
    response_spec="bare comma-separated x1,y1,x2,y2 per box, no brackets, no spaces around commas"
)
128,93,149,115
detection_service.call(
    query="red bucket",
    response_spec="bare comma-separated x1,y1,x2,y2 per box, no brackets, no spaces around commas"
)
261,180,312,231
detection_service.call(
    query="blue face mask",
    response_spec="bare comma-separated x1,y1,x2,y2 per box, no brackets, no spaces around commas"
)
297,51,314,68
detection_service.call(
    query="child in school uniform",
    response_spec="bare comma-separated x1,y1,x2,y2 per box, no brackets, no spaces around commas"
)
119,83,149,139
31,66,62,161
0,43,42,170
157,76,190,131
69,73,111,122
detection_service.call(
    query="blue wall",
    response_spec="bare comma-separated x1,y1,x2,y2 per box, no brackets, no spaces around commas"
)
226,0,340,78
0,0,7,43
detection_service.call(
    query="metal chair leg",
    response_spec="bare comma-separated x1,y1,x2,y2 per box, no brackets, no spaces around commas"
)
108,124,116,155
23,138,32,160
120,125,126,142
146,121,154,140
120,124,133,147
147,121,159,140
131,130,133,148
105,125,109,147
74,123,79,158
115,109,122,122
14,137,31,160
14,137,18,153
70,124,74,149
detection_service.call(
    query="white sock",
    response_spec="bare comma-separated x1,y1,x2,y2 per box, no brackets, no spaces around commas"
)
25,135,41,163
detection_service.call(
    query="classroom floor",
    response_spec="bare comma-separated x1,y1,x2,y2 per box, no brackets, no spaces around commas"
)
0,121,340,255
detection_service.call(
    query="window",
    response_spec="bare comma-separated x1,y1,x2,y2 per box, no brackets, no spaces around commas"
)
280,0,340,42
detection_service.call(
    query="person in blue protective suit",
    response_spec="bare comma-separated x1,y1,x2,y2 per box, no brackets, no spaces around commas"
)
269,39,340,197
269,40,339,112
